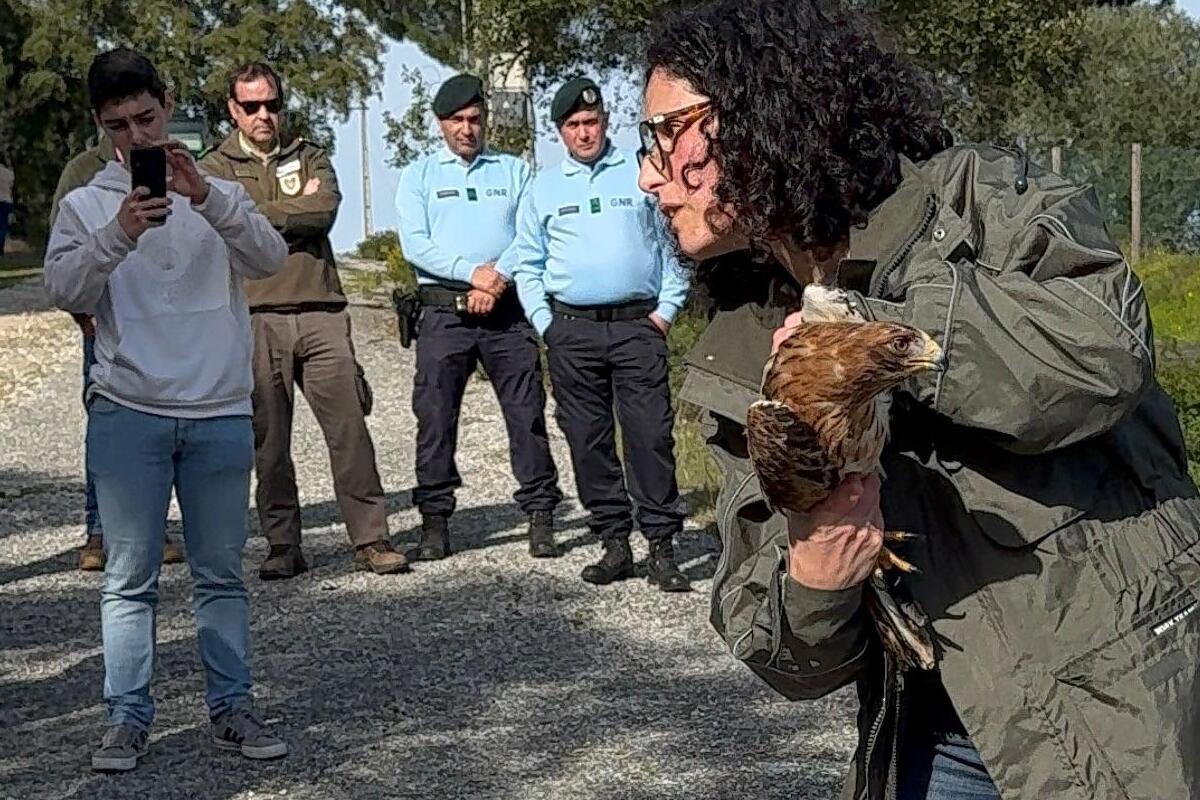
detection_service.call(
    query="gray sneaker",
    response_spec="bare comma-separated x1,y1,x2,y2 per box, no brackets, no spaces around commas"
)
211,709,288,760
91,723,149,772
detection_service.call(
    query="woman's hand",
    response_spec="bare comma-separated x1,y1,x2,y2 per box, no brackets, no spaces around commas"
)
771,310,804,354
785,474,884,591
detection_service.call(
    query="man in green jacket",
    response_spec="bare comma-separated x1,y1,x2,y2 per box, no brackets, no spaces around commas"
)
51,136,185,571
639,2,1200,798
201,62,407,579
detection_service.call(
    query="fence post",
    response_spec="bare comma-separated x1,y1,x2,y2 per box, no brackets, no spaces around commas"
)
1051,146,1062,174
1131,143,1142,264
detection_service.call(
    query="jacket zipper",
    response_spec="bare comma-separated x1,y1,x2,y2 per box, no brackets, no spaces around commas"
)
861,652,894,799
869,194,938,298
886,669,906,800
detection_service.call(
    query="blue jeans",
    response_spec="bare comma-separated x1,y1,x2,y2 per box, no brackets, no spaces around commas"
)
83,334,101,536
87,396,255,729
898,731,1002,799
0,201,11,254
83,335,180,540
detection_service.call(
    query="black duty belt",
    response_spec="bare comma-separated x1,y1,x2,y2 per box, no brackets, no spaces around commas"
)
549,298,656,322
418,283,473,311
420,282,521,315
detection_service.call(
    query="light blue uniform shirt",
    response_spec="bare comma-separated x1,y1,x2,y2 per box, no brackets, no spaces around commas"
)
498,143,689,335
395,146,531,286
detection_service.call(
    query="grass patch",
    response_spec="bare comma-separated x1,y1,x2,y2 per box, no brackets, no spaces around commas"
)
1140,249,1200,481
0,249,44,288
1138,250,1200,343
0,248,45,272
668,311,720,518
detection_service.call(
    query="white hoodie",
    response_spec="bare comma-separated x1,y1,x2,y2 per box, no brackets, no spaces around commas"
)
45,161,287,418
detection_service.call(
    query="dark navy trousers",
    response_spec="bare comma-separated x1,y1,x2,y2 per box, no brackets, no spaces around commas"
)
411,302,561,518
543,315,684,542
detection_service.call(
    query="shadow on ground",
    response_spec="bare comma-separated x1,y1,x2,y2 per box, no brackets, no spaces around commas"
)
1,550,851,800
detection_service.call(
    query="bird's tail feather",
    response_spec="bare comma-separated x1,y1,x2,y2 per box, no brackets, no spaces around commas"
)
864,579,937,671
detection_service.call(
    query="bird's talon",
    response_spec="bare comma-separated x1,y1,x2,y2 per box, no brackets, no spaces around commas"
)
878,547,918,574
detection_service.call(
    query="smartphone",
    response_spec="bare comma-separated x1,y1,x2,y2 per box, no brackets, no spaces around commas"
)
129,146,167,198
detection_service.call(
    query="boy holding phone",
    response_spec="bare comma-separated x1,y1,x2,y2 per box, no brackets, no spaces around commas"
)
50,138,188,572
44,48,289,772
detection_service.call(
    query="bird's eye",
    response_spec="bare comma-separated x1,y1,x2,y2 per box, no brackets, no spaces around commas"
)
890,335,913,353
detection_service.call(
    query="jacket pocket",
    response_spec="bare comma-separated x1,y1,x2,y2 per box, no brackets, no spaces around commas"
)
109,223,232,321
1051,582,1200,799
354,363,373,417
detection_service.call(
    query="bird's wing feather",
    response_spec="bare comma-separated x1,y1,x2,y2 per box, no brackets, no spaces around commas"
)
746,400,840,512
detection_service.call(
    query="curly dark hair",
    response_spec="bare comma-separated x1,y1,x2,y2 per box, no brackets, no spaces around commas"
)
645,0,952,251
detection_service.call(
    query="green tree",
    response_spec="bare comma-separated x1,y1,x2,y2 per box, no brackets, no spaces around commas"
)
1017,5,1200,247
867,0,1092,143
1018,4,1200,148
358,0,680,169
365,0,1147,169
346,0,671,85
0,0,383,243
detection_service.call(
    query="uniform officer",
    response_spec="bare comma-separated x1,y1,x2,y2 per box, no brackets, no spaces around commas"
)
396,74,563,560
501,78,691,592
201,62,407,578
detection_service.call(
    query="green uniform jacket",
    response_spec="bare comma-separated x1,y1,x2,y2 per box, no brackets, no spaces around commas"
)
679,144,1200,800
50,138,118,328
200,132,345,311
49,137,118,228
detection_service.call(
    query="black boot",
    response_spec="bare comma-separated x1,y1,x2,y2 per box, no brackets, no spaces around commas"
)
527,510,559,559
259,545,308,581
580,538,635,585
413,515,451,561
646,538,691,593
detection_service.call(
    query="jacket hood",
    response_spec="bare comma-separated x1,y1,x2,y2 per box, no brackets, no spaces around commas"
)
89,161,133,194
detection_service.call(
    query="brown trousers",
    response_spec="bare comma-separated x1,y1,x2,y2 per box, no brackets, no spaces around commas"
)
251,309,387,548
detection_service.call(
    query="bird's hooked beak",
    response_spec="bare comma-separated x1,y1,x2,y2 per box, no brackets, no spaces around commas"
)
911,332,947,373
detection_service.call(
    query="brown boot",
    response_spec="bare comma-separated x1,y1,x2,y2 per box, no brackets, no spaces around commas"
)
162,535,185,565
354,540,409,575
79,535,105,572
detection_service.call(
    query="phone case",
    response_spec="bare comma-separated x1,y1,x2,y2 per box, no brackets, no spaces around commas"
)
130,147,167,198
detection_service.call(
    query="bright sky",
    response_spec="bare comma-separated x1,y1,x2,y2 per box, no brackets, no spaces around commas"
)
328,0,1200,252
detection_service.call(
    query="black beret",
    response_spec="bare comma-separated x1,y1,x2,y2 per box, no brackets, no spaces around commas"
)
551,77,602,125
432,74,484,119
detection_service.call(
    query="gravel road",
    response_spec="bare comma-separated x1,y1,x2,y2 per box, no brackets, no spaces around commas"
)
0,276,855,800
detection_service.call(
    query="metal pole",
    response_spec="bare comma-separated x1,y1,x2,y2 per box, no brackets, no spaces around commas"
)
460,0,469,67
527,92,537,171
1131,142,1142,264
1051,145,1062,175
360,104,373,239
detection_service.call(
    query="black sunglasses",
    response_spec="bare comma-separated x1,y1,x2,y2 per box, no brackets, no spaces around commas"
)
636,101,712,178
234,97,283,115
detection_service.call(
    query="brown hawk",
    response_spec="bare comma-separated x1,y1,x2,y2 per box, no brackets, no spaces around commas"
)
746,285,944,670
